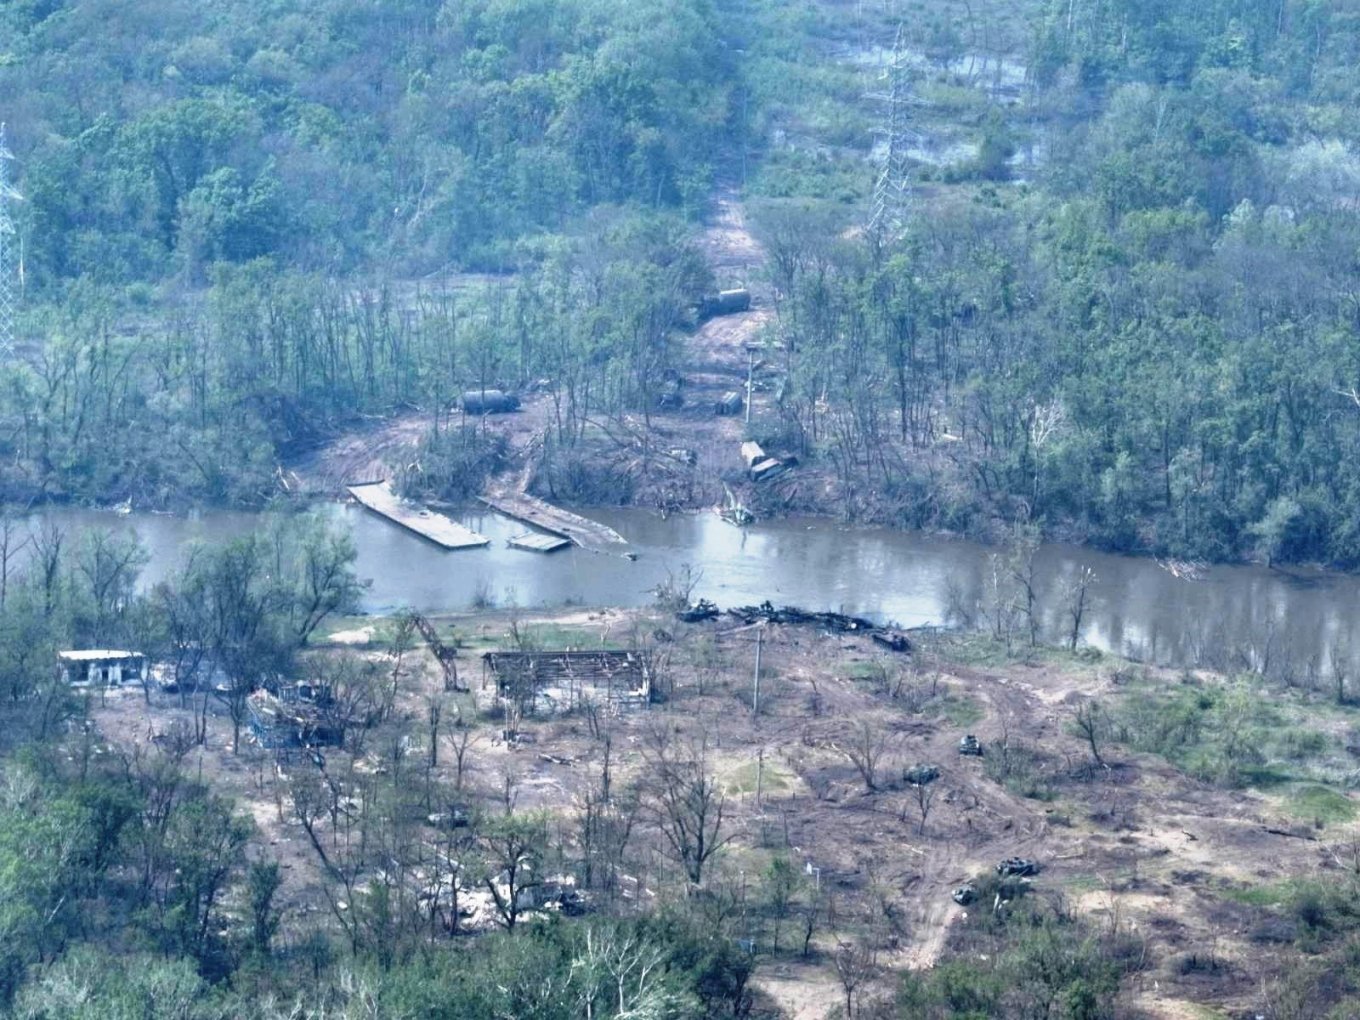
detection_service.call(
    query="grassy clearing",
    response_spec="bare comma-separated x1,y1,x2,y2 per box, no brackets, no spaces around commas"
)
1285,784,1357,825
1218,878,1299,908
518,623,604,649
1060,874,1107,895
1110,671,1350,789
721,758,797,797
934,634,1107,674
1186,1006,1231,1020
936,690,984,727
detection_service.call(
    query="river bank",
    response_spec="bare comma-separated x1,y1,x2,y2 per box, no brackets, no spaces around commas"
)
22,499,1360,688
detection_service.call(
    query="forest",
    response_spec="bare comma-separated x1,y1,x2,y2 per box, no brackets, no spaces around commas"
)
4,1,1360,564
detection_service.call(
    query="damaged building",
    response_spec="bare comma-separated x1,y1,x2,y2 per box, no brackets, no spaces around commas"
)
482,649,653,717
58,650,146,688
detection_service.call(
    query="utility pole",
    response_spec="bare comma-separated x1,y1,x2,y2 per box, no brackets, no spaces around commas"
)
755,747,765,807
0,123,21,357
744,346,755,426
751,625,763,715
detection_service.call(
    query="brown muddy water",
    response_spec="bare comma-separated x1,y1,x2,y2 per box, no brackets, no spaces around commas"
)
35,503,1359,677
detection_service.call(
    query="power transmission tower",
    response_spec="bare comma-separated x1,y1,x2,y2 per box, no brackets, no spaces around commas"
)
0,123,20,357
866,27,918,243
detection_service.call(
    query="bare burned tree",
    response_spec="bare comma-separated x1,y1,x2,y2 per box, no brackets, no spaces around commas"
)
290,770,361,951
650,562,702,613
912,778,937,836
320,655,382,755
479,814,547,930
426,695,443,769
0,512,29,610
154,558,211,710
30,521,65,618
1063,566,1098,651
387,610,418,711
450,723,478,791
642,730,732,888
1330,638,1352,705
800,894,822,957
1071,699,1108,770
833,937,877,1018
1008,524,1041,648
429,819,474,937
838,720,892,792
580,742,637,895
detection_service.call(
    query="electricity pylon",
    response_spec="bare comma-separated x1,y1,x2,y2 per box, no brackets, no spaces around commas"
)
0,123,20,356
866,27,918,243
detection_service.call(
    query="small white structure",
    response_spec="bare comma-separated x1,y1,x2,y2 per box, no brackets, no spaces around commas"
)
58,650,146,688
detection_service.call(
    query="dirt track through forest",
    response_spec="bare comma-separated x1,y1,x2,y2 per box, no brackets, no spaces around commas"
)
290,187,773,498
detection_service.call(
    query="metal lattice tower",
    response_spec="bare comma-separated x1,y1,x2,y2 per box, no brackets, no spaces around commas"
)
0,123,19,356
867,27,918,241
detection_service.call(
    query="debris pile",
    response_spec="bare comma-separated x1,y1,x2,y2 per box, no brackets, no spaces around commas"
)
727,601,876,634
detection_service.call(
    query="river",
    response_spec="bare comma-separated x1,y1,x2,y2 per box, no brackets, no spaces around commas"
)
31,503,1360,679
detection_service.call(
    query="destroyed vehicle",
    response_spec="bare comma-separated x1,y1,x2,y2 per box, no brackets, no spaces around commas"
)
159,672,212,695
677,599,721,623
952,884,977,906
996,858,1039,878
461,389,521,414
872,630,911,654
715,391,744,416
749,457,789,483
668,448,698,466
699,288,751,320
539,877,588,916
274,680,332,706
247,690,343,750
656,379,684,410
903,763,941,786
427,805,472,829
958,734,983,756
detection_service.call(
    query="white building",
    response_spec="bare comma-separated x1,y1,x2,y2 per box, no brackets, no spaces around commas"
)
58,650,146,688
